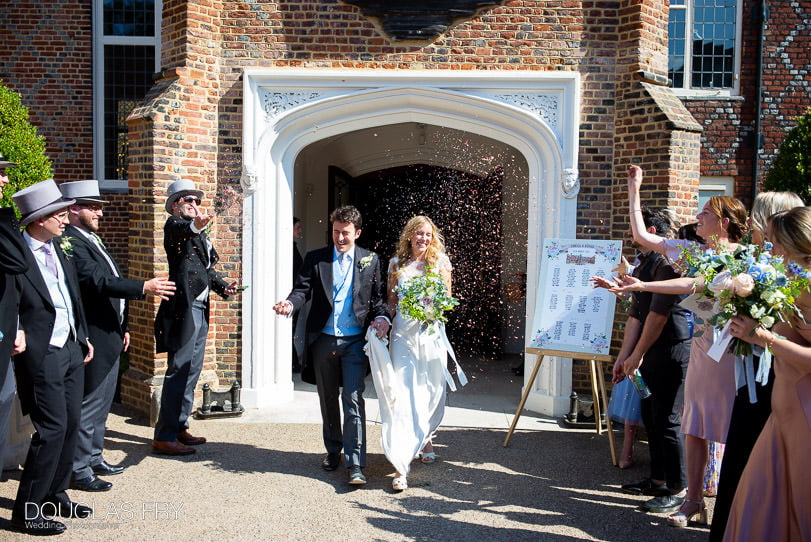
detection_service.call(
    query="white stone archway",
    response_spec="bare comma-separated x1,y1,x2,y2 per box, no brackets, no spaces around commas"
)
240,69,580,416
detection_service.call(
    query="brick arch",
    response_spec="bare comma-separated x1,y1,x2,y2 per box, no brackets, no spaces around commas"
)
241,70,579,415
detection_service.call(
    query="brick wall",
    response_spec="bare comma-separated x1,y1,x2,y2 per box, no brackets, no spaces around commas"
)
590,0,702,396
681,1,811,208
0,0,94,182
758,2,811,186
0,0,133,282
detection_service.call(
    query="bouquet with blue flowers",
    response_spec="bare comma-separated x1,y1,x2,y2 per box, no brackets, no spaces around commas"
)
395,266,459,334
680,241,810,356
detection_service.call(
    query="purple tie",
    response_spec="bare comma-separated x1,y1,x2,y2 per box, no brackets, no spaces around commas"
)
41,243,58,278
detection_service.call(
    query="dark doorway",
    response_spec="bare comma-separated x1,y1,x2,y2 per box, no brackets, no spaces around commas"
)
329,164,504,357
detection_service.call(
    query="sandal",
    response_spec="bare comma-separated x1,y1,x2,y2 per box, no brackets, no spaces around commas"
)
420,452,436,464
392,475,407,491
667,499,708,528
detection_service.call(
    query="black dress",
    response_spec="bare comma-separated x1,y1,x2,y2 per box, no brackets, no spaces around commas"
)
709,356,774,541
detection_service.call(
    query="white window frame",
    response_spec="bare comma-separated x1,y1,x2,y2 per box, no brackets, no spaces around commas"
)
669,0,743,98
93,0,162,191
698,176,735,212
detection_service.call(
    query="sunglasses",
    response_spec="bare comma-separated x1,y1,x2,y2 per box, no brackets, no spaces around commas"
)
181,196,201,205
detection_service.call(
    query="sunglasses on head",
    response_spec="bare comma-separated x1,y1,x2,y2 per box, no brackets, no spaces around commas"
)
181,195,201,204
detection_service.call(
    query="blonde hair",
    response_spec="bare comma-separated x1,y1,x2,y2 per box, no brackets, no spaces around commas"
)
750,191,804,234
391,216,446,279
769,207,811,266
706,196,749,242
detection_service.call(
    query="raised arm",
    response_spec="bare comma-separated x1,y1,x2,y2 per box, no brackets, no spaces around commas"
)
627,165,669,255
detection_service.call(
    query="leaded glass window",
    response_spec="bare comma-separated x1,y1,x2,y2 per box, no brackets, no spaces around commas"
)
668,0,740,93
95,0,160,185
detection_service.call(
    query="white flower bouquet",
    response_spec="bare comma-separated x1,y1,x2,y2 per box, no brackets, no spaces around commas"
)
681,241,810,356
395,266,459,334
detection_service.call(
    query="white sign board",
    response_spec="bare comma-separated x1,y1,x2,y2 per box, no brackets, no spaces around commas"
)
528,238,621,357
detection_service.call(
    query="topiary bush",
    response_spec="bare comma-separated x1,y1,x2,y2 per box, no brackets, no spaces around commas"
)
0,81,52,210
762,107,811,205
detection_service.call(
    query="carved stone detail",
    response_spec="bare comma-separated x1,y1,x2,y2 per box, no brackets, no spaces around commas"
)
561,168,580,199
262,91,323,121
241,165,258,194
494,93,560,131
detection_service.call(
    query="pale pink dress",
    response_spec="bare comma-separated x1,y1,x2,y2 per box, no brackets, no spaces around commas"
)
664,240,736,442
724,298,811,541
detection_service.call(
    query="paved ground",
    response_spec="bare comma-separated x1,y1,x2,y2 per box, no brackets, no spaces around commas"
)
0,358,713,541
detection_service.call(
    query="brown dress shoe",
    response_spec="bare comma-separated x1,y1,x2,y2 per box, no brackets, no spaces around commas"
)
177,430,207,445
152,439,195,456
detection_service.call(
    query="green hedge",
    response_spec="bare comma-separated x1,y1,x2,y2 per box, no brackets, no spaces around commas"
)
0,81,52,211
763,107,811,205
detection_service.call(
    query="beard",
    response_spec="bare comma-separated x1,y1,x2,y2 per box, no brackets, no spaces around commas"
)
79,213,99,232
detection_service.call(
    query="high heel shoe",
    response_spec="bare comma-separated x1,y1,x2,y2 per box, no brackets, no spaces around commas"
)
666,499,708,528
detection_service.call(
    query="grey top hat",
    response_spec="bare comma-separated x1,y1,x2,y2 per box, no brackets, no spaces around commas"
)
0,152,17,170
13,179,76,226
59,180,108,204
165,179,204,213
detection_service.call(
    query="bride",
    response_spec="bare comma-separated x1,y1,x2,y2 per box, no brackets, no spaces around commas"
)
384,215,460,491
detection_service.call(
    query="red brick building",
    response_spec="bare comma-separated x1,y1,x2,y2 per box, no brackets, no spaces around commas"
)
1,1,809,417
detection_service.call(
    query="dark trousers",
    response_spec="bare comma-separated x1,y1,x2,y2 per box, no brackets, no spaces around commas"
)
708,363,774,542
0,361,16,464
154,300,208,442
73,356,120,479
13,339,84,519
310,333,367,467
639,340,690,490
291,313,301,371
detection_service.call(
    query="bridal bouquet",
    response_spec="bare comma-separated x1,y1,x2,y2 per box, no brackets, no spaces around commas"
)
680,241,810,356
395,267,459,333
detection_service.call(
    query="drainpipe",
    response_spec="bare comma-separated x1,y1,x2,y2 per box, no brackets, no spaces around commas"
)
752,0,768,200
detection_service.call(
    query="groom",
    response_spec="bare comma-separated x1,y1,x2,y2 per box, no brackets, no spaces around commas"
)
273,206,389,485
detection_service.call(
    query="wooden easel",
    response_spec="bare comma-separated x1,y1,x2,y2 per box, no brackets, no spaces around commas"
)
503,348,617,466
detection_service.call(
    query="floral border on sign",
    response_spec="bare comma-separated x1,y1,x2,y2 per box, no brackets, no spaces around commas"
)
594,244,620,263
545,242,563,259
588,333,609,353
532,329,553,347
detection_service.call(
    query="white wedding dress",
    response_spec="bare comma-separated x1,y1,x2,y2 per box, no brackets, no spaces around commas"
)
369,255,465,476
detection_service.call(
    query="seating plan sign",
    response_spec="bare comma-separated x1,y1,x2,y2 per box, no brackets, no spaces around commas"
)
528,238,621,357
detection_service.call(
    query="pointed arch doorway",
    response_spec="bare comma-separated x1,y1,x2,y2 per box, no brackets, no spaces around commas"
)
240,70,581,416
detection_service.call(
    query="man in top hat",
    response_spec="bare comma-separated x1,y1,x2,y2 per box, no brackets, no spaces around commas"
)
152,179,238,456
59,180,176,491
10,179,94,535
0,154,28,468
